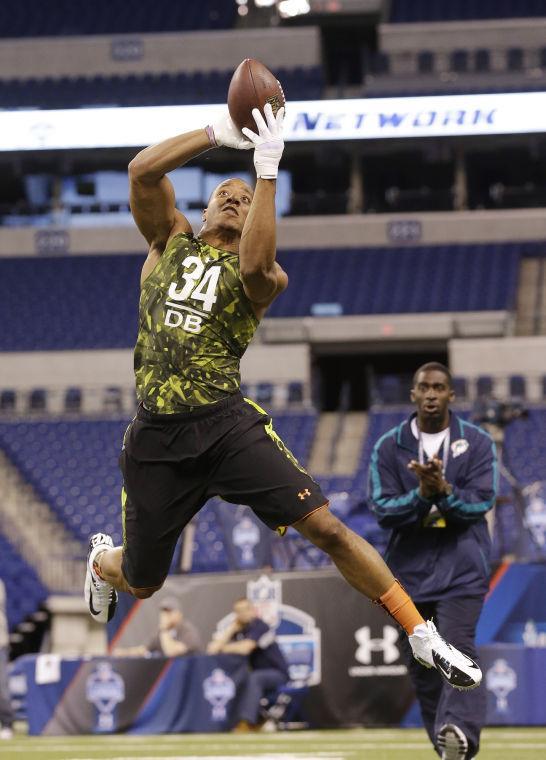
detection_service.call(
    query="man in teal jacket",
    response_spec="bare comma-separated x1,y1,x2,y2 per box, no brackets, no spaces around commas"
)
368,362,497,760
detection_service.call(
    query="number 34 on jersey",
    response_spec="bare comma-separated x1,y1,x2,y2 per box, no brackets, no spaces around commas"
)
164,255,221,334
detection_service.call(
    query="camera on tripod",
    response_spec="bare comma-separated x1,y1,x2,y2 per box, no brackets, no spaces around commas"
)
473,398,528,428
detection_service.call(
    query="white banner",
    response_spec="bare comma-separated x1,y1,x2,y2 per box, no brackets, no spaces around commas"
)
1,91,546,151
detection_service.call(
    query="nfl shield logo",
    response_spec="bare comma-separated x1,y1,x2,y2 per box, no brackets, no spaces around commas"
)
247,575,282,629
203,668,236,721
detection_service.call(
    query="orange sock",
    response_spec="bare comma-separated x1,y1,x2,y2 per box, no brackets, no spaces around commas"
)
375,580,425,635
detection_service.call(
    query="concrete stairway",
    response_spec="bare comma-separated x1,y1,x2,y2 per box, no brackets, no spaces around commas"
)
515,258,546,335
0,448,84,593
331,412,368,476
308,412,339,474
308,411,368,477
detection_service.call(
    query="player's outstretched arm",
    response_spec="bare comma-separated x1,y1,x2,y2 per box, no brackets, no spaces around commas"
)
129,130,211,250
239,104,288,307
129,114,251,251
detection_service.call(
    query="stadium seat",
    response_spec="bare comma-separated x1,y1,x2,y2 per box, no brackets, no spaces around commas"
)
507,47,524,71
369,52,391,76
509,375,527,399
417,51,435,74
374,375,404,405
452,376,469,400
475,49,491,72
64,387,82,413
256,383,274,405
476,376,495,399
288,382,304,404
450,50,469,73
103,386,123,413
0,389,16,412
28,388,46,412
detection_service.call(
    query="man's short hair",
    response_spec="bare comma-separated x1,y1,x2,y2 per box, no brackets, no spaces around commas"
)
160,596,181,612
412,362,452,388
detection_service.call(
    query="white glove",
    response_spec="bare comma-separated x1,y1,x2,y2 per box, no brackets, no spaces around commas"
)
210,111,252,150
242,103,285,179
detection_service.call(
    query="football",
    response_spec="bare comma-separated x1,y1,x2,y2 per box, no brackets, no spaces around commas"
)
227,58,285,133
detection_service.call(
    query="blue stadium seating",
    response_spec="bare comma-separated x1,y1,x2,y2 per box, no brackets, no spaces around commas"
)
0,242,527,351
0,412,318,556
503,409,546,486
0,0,236,38
390,0,546,23
373,375,405,405
0,420,128,546
0,67,323,110
369,80,546,98
0,533,48,630
1,405,544,575
0,254,141,351
270,243,523,318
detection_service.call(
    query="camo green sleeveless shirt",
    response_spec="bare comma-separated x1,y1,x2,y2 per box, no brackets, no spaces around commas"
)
134,233,259,412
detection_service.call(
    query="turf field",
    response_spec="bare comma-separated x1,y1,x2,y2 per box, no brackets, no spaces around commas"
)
0,728,544,760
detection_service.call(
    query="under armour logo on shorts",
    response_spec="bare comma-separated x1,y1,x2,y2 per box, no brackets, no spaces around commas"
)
298,489,311,500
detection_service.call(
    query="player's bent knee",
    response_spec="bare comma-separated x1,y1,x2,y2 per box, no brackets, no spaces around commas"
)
297,510,348,553
129,583,163,599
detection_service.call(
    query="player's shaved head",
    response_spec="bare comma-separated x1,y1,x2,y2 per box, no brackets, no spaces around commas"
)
200,177,254,241
208,178,254,205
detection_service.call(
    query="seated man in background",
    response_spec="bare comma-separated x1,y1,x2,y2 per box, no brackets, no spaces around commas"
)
207,598,288,732
114,597,201,657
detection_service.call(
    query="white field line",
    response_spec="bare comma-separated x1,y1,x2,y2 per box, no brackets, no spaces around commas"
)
1,740,546,752
4,742,546,760
61,756,344,760
7,728,546,743
0,742,430,751
53,748,546,760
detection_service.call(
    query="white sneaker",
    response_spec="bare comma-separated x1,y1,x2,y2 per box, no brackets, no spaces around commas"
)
437,723,469,759
409,620,482,691
84,533,118,623
0,727,13,740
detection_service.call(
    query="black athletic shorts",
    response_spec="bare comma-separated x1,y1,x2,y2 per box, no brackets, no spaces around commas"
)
119,392,327,588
